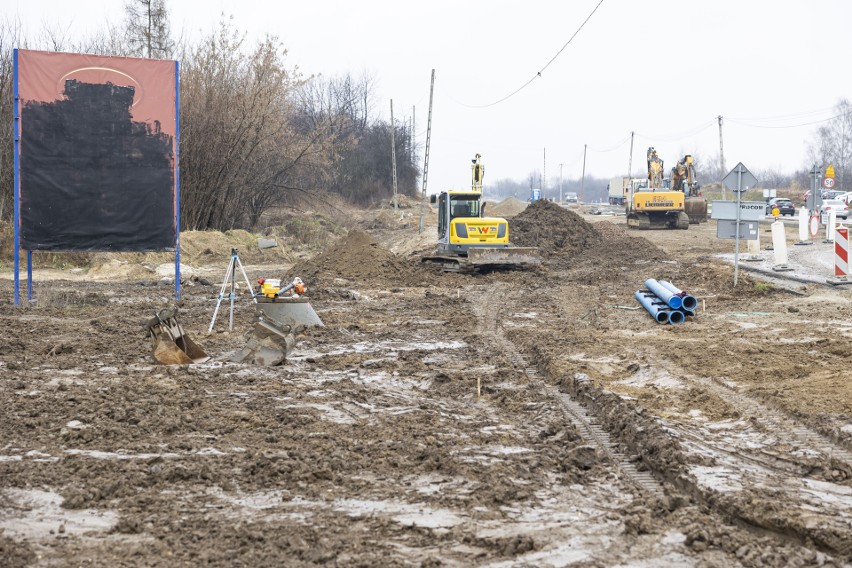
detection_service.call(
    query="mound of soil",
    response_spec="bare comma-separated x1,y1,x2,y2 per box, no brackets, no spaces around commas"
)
488,197,529,218
509,201,600,258
289,229,424,287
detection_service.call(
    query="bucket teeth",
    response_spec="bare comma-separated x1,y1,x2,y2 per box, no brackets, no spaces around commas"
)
146,307,210,365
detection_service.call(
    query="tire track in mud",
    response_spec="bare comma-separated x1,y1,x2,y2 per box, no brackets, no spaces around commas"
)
492,281,852,561
470,284,666,500
688,373,852,465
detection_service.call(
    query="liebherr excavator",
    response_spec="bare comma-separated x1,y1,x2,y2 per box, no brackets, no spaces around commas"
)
626,148,707,229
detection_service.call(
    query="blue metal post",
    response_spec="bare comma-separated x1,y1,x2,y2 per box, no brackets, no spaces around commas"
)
12,49,21,306
27,251,32,301
174,60,181,300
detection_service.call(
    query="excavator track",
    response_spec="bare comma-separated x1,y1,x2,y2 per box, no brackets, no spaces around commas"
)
473,285,666,500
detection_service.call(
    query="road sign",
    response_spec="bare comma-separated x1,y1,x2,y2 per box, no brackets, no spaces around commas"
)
824,177,835,189
723,162,758,192
710,200,765,221
716,220,759,240
809,215,820,237
826,163,835,179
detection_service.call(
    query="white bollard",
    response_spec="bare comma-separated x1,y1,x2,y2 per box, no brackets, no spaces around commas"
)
825,210,837,243
771,220,791,270
797,207,808,243
746,227,761,260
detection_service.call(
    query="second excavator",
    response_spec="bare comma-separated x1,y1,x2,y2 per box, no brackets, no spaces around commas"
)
626,148,706,229
670,155,708,224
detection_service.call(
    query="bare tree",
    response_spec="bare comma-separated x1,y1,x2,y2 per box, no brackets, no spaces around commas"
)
0,18,25,221
124,0,174,59
178,20,328,230
807,98,852,192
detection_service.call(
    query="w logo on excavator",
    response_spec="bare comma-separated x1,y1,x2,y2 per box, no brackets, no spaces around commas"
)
476,226,493,234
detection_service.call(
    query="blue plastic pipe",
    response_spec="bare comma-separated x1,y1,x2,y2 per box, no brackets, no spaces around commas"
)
668,309,685,325
634,290,671,324
658,280,698,311
644,279,682,309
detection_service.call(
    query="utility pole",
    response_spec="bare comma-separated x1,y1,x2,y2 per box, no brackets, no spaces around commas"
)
411,106,416,163
419,70,435,233
543,148,546,200
718,115,726,200
390,99,398,211
627,131,634,180
627,131,635,207
581,144,587,203
559,163,563,203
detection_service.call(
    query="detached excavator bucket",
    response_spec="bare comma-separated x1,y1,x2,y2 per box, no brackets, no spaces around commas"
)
255,297,324,330
231,297,323,366
145,307,210,365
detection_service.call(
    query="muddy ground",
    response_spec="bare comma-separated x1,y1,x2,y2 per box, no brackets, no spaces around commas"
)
1,201,851,567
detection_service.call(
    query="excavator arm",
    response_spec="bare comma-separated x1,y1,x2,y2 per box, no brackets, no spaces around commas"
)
647,147,664,188
672,155,700,197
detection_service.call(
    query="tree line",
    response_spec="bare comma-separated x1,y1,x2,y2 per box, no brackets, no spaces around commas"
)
0,1,420,232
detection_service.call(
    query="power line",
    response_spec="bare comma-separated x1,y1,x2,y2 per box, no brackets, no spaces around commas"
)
635,119,717,143
727,113,843,129
727,106,836,123
587,134,631,153
457,0,606,109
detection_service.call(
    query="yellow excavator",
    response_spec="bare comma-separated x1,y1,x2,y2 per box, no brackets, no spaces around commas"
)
422,154,540,271
670,155,708,224
626,147,690,230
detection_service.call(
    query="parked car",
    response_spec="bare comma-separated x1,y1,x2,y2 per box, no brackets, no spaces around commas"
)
564,192,579,204
834,191,852,205
766,197,796,216
820,199,849,220
823,190,846,200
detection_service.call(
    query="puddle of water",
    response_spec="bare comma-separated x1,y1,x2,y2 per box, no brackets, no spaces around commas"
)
332,498,464,529
0,488,117,540
511,312,538,319
65,449,183,460
291,339,466,361
614,367,684,390
280,403,357,425
689,465,744,493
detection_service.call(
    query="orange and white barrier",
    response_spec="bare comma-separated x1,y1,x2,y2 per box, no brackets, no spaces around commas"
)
836,227,849,278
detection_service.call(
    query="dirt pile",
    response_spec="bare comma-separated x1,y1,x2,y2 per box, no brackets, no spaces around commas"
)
289,229,424,287
488,197,528,218
509,200,600,258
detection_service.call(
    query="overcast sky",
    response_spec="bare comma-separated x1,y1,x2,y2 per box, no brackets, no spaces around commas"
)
11,0,852,196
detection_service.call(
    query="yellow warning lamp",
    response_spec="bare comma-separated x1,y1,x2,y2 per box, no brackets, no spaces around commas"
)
772,207,780,219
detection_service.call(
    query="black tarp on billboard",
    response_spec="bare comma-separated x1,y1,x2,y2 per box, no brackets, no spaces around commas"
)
18,50,176,252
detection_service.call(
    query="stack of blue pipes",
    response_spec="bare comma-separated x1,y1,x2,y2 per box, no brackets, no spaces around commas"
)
634,279,698,325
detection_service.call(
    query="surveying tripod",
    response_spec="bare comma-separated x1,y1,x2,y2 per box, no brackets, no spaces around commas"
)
208,248,256,332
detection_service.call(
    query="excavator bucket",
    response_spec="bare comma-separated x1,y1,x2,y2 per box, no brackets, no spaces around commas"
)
145,307,210,365
685,197,709,224
230,297,323,366
255,296,324,330
467,247,541,268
